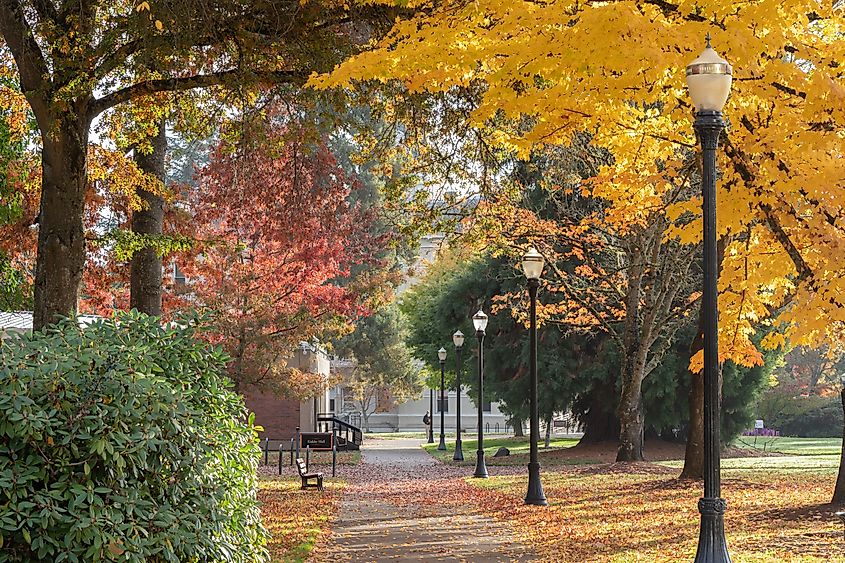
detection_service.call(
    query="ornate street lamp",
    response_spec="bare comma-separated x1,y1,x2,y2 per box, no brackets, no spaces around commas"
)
521,247,548,506
473,309,489,478
437,347,448,451
453,330,465,461
686,33,733,563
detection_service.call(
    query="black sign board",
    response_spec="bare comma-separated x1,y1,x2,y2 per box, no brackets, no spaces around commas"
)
299,432,333,451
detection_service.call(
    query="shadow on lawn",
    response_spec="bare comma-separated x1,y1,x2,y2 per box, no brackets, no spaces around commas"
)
751,501,843,523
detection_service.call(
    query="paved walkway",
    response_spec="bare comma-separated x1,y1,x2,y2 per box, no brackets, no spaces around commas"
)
324,438,536,562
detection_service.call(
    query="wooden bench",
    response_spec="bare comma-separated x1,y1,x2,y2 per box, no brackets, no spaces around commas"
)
296,458,323,491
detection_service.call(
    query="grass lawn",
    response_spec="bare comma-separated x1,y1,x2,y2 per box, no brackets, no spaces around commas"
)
661,455,841,474
733,436,843,456
423,435,581,465
259,476,344,562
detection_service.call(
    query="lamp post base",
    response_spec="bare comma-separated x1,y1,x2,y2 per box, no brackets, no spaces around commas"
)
693,498,731,563
427,430,434,444
437,434,447,451
453,439,464,461
473,451,488,478
525,461,547,506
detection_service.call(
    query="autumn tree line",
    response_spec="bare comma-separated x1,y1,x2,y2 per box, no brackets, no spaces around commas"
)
0,0,843,508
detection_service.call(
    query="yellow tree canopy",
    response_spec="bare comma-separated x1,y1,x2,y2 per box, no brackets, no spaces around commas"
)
315,0,845,368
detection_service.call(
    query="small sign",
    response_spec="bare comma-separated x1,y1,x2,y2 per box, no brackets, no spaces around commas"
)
754,419,764,429
300,432,333,451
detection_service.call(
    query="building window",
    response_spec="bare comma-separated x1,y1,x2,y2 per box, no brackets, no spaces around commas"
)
329,399,335,412
173,263,186,285
437,397,449,413
482,399,491,412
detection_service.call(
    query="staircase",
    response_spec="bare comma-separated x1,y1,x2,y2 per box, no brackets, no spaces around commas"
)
317,413,363,451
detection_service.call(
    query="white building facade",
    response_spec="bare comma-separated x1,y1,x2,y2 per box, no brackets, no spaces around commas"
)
329,231,514,434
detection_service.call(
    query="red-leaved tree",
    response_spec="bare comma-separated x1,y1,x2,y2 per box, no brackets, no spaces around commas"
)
183,122,390,396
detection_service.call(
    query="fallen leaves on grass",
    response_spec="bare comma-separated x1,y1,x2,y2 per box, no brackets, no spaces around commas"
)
468,466,845,562
259,477,344,562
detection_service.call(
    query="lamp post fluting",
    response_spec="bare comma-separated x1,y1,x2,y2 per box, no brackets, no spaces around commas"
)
522,248,548,506
453,330,465,461
686,34,733,563
473,310,489,478
437,347,448,451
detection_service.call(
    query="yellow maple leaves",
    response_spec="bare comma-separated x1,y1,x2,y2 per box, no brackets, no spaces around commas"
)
317,0,845,369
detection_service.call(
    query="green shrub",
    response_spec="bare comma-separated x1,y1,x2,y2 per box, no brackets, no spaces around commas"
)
0,312,268,562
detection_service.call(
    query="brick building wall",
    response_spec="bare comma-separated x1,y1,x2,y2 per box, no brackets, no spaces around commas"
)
242,386,301,444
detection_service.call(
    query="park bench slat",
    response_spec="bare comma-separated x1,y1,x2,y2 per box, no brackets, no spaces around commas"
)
296,458,323,491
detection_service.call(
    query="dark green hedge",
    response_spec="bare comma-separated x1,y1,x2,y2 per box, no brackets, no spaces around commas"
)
0,312,267,562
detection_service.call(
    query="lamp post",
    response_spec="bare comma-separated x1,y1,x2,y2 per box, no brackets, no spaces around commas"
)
473,309,489,478
522,247,548,506
453,330,465,461
428,387,434,444
437,347,448,451
686,33,733,563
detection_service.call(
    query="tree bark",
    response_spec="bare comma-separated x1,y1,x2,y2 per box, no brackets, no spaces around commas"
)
544,415,552,448
33,115,91,330
680,310,706,479
512,417,525,437
130,121,167,316
832,388,845,505
616,367,646,461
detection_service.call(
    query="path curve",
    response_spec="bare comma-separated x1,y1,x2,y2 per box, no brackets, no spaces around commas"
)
324,438,536,562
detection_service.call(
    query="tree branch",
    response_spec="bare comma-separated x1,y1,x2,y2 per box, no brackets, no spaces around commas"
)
0,0,52,123
88,68,307,118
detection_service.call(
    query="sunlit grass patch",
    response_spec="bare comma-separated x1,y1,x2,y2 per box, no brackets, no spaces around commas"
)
732,436,842,456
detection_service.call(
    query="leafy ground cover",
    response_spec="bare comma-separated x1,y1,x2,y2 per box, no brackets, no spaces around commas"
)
468,465,843,562
259,477,344,562
418,436,844,560
423,435,581,465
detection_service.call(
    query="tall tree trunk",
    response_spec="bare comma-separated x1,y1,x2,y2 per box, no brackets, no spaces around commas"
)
681,310,706,479
33,116,90,330
832,388,845,505
616,340,649,462
512,417,525,437
616,369,645,461
130,121,166,316
616,247,646,462
544,415,552,448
